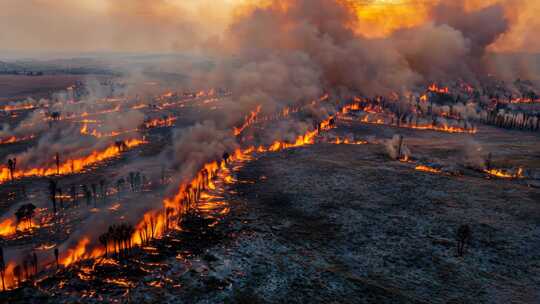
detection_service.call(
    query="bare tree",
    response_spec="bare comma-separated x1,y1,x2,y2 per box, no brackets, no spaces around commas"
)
99,233,109,257
13,265,21,287
57,187,64,210
99,179,106,200
23,260,28,281
32,252,38,276
49,179,57,214
91,183,97,207
55,152,60,175
116,178,125,195
7,158,16,181
54,248,59,269
456,224,472,257
0,247,5,291
15,203,36,230
128,172,135,192
70,184,77,206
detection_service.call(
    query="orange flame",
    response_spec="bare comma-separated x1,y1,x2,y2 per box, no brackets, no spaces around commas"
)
484,167,523,179
0,135,36,145
428,83,450,94
0,139,145,184
234,105,262,136
415,165,442,174
143,116,177,129
1,104,37,112
60,237,104,266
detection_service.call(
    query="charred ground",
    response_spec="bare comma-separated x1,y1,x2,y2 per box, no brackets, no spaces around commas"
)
3,119,538,303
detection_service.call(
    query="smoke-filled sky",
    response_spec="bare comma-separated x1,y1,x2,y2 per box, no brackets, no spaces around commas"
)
0,0,538,54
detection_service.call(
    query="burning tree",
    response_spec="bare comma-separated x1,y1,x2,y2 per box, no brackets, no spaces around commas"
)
55,152,60,175
101,223,135,260
456,224,472,257
6,158,16,181
13,265,21,288
0,247,5,291
98,233,109,257
115,140,128,152
15,203,36,230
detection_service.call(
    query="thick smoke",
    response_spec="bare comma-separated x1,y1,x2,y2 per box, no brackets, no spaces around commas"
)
432,1,509,58
164,120,238,194
198,0,520,103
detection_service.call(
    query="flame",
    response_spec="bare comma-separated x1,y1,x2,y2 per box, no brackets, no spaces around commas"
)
0,215,40,238
408,124,476,134
359,114,476,134
0,218,17,237
428,83,450,94
1,104,37,112
484,167,524,179
0,139,146,184
60,237,104,266
143,116,177,129
131,104,148,110
1,99,356,277
234,105,262,136
80,123,136,138
510,98,540,104
415,165,442,174
331,137,367,145
0,135,36,145
59,105,122,121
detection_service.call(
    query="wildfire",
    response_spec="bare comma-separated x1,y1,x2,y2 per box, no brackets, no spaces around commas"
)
143,116,177,129
80,124,136,138
0,218,17,237
0,217,39,238
415,165,442,174
0,135,36,145
234,105,262,136
428,83,450,94
0,139,146,184
60,105,123,121
131,104,148,110
330,137,367,145
510,98,540,104
0,99,370,284
484,167,524,179
408,123,477,134
60,237,104,266
358,114,476,134
1,104,37,112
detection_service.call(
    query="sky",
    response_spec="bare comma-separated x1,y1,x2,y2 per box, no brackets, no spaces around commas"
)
0,0,538,54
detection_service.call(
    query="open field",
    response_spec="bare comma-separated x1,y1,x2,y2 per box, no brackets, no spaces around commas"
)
0,75,93,102
1,113,538,303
